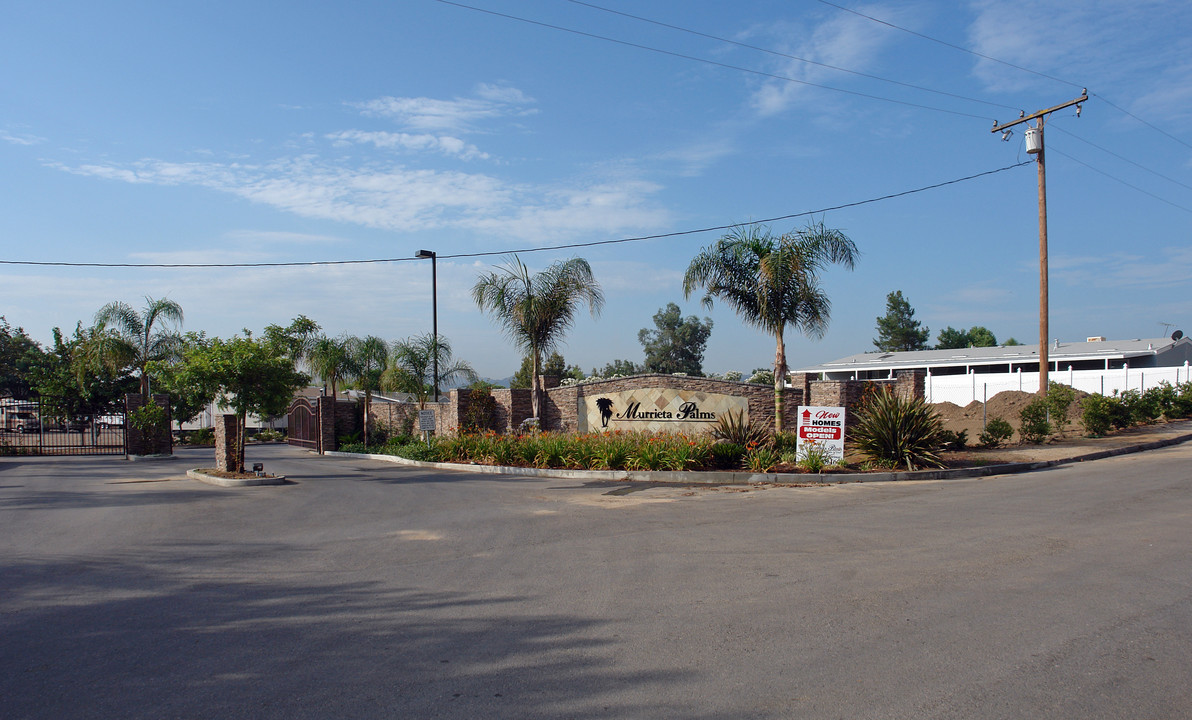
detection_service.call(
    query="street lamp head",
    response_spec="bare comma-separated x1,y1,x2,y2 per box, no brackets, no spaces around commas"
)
415,249,435,259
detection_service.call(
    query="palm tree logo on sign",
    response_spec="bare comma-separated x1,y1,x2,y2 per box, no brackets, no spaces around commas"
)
596,398,615,428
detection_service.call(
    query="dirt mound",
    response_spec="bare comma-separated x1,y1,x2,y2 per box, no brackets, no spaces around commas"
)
933,390,1087,444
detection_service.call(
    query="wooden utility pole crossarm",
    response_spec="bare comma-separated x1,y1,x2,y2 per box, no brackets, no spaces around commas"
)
991,91,1087,395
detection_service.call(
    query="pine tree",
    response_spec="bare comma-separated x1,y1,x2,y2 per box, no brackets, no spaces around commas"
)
874,290,930,352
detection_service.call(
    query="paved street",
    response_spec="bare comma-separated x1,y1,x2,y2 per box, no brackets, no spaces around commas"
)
2,443,1190,719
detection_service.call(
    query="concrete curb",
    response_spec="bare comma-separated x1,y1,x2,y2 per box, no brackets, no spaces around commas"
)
127,454,178,462
187,469,288,487
326,431,1192,485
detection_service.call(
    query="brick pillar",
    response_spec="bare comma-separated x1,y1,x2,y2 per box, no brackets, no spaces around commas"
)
214,414,238,472
790,373,814,407
317,396,336,453
124,393,172,456
895,370,926,401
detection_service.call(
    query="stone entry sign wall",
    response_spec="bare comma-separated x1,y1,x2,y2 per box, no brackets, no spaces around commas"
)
579,388,748,434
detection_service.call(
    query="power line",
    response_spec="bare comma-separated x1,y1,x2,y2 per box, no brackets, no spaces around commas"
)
561,0,1022,113
813,0,1085,90
435,0,992,120
1048,147,1192,215
815,1,1192,151
0,162,1032,269
1088,94,1192,152
1050,124,1192,193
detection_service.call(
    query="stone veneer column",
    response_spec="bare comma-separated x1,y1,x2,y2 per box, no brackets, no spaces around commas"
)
214,414,238,472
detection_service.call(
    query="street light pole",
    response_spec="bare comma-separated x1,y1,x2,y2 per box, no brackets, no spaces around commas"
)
415,249,439,404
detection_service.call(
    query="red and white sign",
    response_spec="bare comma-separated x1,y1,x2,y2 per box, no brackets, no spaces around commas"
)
795,406,846,463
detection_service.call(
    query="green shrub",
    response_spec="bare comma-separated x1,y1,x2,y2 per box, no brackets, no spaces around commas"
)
1122,388,1161,425
184,427,216,445
711,410,771,448
534,434,571,469
937,429,968,451
628,437,671,471
664,437,710,471
1170,381,1192,419
1018,398,1052,444
796,440,832,473
593,436,631,470
745,444,780,473
1046,381,1076,434
708,442,745,470
254,429,284,443
1081,394,1115,437
978,418,1014,447
851,391,946,470
772,432,800,454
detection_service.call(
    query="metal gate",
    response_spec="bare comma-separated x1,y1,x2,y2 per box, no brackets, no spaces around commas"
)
0,396,127,456
287,397,320,451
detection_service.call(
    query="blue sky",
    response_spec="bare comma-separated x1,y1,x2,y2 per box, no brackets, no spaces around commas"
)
2,0,1190,380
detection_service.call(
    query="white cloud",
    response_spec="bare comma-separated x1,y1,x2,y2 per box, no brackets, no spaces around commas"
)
0,129,45,146
748,6,908,116
224,230,347,245
967,0,1192,109
350,83,537,132
1052,246,1192,289
326,129,489,160
651,140,737,177
52,156,668,242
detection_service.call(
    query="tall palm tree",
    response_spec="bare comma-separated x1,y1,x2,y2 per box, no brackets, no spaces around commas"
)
472,255,604,419
349,335,388,445
382,334,478,410
92,297,185,397
683,222,858,432
308,335,357,400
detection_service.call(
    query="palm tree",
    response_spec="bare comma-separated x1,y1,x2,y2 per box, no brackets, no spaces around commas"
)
92,297,185,397
683,222,858,432
349,335,388,445
308,335,357,400
472,255,604,419
382,334,478,410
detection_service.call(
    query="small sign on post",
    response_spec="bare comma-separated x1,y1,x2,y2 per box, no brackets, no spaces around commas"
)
418,409,436,446
796,406,846,464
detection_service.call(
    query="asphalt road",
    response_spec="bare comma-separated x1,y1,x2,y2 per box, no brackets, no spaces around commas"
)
2,443,1190,719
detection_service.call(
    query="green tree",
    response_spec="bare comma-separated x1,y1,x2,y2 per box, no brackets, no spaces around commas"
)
348,335,388,445
638,303,713,376
0,317,41,400
92,296,185,396
936,325,999,349
308,335,356,399
967,326,998,347
263,315,321,372
935,326,970,350
592,359,642,378
147,332,220,429
510,351,580,388
873,290,929,352
473,255,604,419
383,334,478,409
1004,337,1022,346
683,222,858,432
173,334,308,472
746,368,774,385
32,324,137,421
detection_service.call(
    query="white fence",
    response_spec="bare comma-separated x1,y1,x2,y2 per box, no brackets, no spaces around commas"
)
925,363,1192,406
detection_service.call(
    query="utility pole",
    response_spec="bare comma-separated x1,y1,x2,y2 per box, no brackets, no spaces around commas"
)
992,90,1087,395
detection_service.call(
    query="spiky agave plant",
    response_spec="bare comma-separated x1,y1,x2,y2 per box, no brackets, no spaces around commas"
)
710,409,771,447
851,391,946,470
